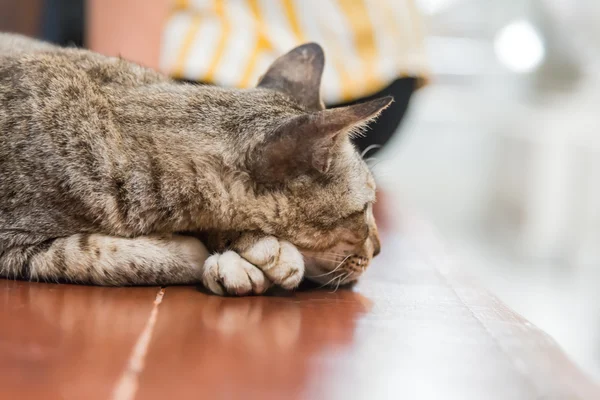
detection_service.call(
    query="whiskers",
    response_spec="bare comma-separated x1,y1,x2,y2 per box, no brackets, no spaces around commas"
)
317,269,351,291
329,271,353,293
361,144,381,159
303,251,358,291
318,272,344,289
305,254,351,279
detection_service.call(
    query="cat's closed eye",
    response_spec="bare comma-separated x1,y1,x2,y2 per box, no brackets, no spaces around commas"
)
343,205,367,220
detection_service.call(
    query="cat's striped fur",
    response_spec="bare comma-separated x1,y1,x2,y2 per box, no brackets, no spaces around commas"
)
0,34,387,295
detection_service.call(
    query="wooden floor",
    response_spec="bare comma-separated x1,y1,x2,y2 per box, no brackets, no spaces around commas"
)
1,215,598,400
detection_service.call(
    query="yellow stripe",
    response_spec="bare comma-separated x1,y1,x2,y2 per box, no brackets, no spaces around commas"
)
319,31,354,102
406,0,426,52
238,0,273,88
379,1,408,75
284,0,353,102
204,0,230,83
282,0,305,41
388,0,430,86
168,0,189,19
172,14,202,79
335,0,383,96
406,0,431,86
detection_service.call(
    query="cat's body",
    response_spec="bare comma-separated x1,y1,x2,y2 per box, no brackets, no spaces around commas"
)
0,33,387,295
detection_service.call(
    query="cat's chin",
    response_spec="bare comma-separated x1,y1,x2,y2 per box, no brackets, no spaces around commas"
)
299,277,359,291
302,255,365,287
304,273,361,288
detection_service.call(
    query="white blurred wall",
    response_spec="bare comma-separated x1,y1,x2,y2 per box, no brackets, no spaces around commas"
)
378,0,600,381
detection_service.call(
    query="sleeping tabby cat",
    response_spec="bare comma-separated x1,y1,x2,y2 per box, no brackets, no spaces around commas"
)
0,33,389,296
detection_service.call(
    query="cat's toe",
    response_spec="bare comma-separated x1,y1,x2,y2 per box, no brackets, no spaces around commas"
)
202,254,226,295
242,239,304,290
202,251,270,296
271,241,305,289
240,236,280,266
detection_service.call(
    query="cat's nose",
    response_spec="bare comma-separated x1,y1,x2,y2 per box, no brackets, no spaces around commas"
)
370,230,381,257
372,239,381,257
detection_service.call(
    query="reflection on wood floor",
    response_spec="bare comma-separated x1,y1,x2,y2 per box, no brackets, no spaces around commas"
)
0,219,598,400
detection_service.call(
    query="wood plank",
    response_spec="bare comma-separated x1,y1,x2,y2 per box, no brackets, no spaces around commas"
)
0,216,598,399
0,281,159,400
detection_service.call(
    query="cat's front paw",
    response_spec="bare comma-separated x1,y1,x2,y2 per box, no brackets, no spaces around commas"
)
238,236,305,290
202,251,271,296
201,236,305,296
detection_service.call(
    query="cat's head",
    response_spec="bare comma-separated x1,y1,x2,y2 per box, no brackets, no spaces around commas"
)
232,44,391,286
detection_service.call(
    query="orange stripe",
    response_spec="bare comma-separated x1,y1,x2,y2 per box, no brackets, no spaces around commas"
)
238,0,273,88
406,0,426,51
168,0,189,19
335,0,383,96
319,30,355,102
379,1,408,76
174,0,189,11
282,0,305,41
393,0,430,85
283,0,353,102
204,0,230,83
171,13,202,79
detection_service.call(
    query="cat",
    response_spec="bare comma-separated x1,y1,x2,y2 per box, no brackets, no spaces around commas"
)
0,33,389,296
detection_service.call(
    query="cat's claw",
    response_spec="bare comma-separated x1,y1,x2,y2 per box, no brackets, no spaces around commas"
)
201,237,305,296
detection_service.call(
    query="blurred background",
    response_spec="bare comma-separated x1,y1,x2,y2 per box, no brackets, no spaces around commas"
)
379,0,600,382
2,0,600,382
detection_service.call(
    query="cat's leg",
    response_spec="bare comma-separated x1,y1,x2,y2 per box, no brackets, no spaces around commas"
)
202,234,304,296
0,233,209,285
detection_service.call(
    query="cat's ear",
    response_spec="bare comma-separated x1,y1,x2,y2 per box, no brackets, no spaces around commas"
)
257,43,325,111
253,96,393,181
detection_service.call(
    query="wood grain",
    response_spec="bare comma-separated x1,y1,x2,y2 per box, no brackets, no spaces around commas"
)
0,283,159,400
0,216,597,399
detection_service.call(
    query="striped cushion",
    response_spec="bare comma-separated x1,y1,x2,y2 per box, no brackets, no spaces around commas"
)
160,0,429,103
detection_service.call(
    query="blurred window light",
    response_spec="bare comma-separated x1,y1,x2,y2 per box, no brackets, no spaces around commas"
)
494,20,546,73
416,0,458,14
426,36,496,76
